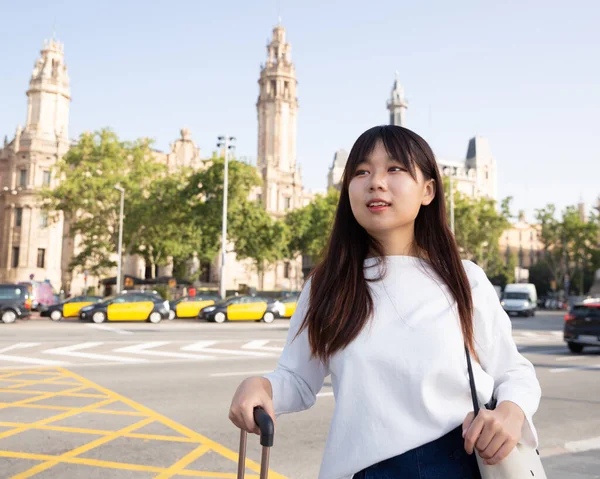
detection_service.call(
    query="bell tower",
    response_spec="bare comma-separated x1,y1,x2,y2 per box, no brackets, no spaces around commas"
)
23,39,71,148
387,72,408,127
256,24,301,216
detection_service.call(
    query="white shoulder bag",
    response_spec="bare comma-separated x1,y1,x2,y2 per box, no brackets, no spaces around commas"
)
465,346,547,479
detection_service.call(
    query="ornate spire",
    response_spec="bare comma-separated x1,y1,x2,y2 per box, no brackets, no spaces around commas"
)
387,73,408,126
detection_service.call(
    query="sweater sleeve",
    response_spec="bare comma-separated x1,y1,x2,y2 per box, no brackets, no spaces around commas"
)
466,261,542,448
263,278,330,416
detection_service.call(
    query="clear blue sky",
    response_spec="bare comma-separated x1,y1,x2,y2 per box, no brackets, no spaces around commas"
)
1,0,598,220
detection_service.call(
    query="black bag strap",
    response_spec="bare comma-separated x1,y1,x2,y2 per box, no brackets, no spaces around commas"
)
465,345,480,416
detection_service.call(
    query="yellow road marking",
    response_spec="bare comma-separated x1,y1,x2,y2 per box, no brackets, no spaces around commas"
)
0,451,261,478
5,374,70,389
56,368,288,478
0,401,144,416
0,378,80,387
0,385,87,410
0,397,116,441
0,367,287,479
0,422,196,442
0,370,59,380
0,388,109,398
11,417,155,478
126,432,196,443
154,444,212,479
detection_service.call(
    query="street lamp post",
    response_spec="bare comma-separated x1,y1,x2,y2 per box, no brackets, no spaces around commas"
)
114,184,125,294
216,136,236,300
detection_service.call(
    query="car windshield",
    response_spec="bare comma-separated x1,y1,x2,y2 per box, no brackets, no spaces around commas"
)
98,295,118,305
0,287,24,300
572,306,600,318
503,292,530,300
214,296,240,306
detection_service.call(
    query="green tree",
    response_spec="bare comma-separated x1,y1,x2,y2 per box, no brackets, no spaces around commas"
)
127,170,203,279
232,201,290,289
535,204,600,295
40,129,166,277
443,177,512,278
182,157,264,264
285,188,340,260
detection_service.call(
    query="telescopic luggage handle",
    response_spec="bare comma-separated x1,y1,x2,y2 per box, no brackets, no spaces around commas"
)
237,406,275,479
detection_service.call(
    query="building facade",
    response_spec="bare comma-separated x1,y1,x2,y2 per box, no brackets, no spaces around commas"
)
0,40,71,289
0,28,312,295
215,25,309,292
499,211,543,272
328,75,498,202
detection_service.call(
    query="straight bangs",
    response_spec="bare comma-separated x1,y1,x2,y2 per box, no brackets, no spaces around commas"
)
342,126,419,190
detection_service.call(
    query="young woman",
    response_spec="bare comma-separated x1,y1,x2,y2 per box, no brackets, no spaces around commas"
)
229,125,541,479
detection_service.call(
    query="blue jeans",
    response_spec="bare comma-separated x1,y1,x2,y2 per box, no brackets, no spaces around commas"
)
353,426,482,479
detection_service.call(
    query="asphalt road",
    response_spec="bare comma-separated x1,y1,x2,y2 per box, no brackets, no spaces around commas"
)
0,311,598,479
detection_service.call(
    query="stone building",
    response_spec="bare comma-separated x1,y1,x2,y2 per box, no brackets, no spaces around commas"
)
0,26,312,295
214,24,311,292
499,211,543,272
0,40,71,289
328,75,498,201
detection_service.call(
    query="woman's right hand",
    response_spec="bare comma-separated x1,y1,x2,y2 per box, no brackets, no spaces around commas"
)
229,376,275,435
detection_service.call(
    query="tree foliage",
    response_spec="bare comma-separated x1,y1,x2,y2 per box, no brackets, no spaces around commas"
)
285,188,340,260
535,204,600,294
40,129,166,276
443,177,512,279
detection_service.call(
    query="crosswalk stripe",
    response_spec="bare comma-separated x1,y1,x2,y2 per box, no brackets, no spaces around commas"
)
0,343,68,366
44,342,148,363
241,340,284,352
0,354,68,366
181,341,274,357
86,324,133,335
0,343,41,354
114,342,216,360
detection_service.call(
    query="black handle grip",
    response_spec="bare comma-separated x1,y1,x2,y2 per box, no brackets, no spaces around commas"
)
253,406,274,447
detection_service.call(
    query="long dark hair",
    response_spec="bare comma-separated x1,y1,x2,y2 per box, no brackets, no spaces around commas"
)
298,125,476,363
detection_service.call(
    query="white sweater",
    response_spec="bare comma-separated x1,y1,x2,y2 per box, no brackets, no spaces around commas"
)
264,257,541,479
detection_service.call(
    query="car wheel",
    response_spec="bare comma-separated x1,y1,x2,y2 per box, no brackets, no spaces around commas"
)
148,311,162,323
530,310,536,317
568,342,584,353
214,312,226,323
50,310,63,322
263,312,275,323
168,310,176,320
92,312,106,324
1,309,17,324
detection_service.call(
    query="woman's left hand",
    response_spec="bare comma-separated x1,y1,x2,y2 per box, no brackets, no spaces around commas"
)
462,401,525,465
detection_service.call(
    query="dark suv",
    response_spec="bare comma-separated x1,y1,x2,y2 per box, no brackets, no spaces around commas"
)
0,284,32,324
563,299,600,353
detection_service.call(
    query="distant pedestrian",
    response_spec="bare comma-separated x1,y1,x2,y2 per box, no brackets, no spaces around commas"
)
188,286,196,297
229,126,541,479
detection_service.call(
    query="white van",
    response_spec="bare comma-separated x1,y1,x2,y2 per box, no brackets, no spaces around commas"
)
501,283,538,317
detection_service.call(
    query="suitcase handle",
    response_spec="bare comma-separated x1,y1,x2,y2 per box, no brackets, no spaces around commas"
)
254,406,274,447
237,406,275,479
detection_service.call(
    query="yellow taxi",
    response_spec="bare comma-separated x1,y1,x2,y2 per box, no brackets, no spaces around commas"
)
78,292,170,323
198,295,286,323
41,295,103,321
279,294,299,318
168,295,219,319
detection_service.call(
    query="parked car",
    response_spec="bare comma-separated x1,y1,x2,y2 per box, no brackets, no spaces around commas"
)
17,280,55,311
0,284,32,323
198,295,285,323
168,295,219,319
41,295,103,321
278,293,299,319
501,283,537,317
563,298,600,353
79,293,170,324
